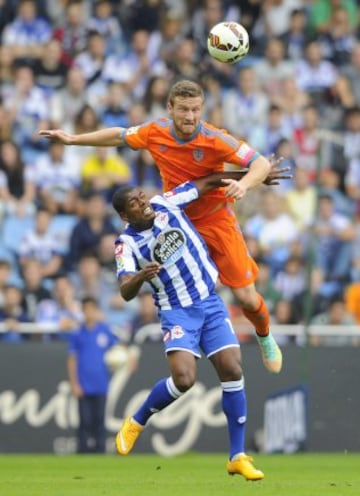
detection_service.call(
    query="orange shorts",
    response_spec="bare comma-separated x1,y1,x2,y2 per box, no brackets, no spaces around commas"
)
193,206,259,288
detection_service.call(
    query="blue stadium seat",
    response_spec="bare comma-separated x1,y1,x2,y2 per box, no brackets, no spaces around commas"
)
48,215,78,254
2,215,35,254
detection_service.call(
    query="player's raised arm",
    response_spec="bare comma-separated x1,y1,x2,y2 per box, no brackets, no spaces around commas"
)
38,126,126,147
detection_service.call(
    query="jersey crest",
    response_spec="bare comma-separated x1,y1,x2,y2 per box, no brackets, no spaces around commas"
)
193,148,204,162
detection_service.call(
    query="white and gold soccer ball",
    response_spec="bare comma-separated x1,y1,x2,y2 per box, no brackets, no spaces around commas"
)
207,22,250,64
104,345,129,372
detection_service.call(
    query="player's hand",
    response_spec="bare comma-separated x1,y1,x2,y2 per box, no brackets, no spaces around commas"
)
38,129,73,145
264,155,292,186
141,262,161,281
222,178,248,200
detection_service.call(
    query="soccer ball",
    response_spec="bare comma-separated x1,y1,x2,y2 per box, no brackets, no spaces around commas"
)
104,345,129,372
207,22,249,64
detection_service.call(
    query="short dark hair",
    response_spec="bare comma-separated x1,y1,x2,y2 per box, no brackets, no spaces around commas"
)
168,80,204,105
112,185,134,214
81,295,98,306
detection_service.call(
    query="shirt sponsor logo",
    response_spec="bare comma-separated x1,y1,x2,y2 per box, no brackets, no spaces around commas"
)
152,229,186,266
193,148,204,162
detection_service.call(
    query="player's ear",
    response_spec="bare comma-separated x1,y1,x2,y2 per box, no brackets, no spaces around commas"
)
167,101,173,114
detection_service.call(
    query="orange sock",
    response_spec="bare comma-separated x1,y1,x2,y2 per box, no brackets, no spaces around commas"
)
242,295,270,337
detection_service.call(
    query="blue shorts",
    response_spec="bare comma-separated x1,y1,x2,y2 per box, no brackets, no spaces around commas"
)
161,293,240,358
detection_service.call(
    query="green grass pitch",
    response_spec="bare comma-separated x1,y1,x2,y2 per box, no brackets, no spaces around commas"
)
1,453,360,496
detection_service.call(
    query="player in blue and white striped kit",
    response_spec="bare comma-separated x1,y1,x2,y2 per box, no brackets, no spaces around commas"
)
112,171,265,481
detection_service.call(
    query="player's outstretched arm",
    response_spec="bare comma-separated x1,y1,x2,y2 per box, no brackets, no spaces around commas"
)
39,127,126,147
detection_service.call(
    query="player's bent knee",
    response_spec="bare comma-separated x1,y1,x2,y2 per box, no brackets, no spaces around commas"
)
173,371,196,392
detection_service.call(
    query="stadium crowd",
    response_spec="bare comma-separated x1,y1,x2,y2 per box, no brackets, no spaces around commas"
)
0,0,360,344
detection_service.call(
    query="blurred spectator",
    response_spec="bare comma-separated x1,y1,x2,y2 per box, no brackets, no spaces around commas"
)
341,42,360,106
167,37,201,82
318,168,355,218
0,45,16,89
308,0,358,36
148,11,186,68
310,297,357,346
21,258,52,322
65,192,118,271
248,103,293,156
0,140,36,218
292,104,330,182
3,64,50,164
0,284,30,343
66,105,100,168
318,6,357,66
36,275,82,332
274,255,307,302
222,66,269,140
295,39,338,106
271,298,301,344
102,29,166,100
34,141,80,215
254,37,295,99
1,0,52,61
49,67,89,129
81,146,131,200
121,0,163,33
18,207,63,279
53,0,88,64
100,82,130,128
323,74,356,131
262,0,304,38
313,194,355,295
344,107,360,204
74,31,107,88
143,76,170,121
271,76,310,129
285,167,317,232
33,39,69,96
67,296,119,453
254,258,282,314
280,7,308,61
87,0,123,55
244,189,300,274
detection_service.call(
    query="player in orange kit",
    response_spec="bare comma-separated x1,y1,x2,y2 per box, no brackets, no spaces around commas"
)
40,79,283,373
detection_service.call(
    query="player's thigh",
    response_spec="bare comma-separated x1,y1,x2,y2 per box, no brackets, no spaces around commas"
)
196,217,259,288
200,294,240,358
166,350,197,389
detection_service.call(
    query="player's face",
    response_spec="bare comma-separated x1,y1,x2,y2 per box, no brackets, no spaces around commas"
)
168,96,203,139
123,188,155,230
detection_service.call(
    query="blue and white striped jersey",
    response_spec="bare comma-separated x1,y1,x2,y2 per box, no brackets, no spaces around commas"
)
115,181,218,310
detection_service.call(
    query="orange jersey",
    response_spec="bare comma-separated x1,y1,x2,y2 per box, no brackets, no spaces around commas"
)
122,118,260,221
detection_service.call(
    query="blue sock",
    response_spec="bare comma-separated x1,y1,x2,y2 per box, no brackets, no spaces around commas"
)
133,376,183,426
221,379,247,460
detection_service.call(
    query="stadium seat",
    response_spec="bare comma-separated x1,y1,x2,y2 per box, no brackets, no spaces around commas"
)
2,215,35,254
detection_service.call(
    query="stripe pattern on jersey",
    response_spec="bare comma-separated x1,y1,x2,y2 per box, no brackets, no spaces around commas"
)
116,181,218,310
